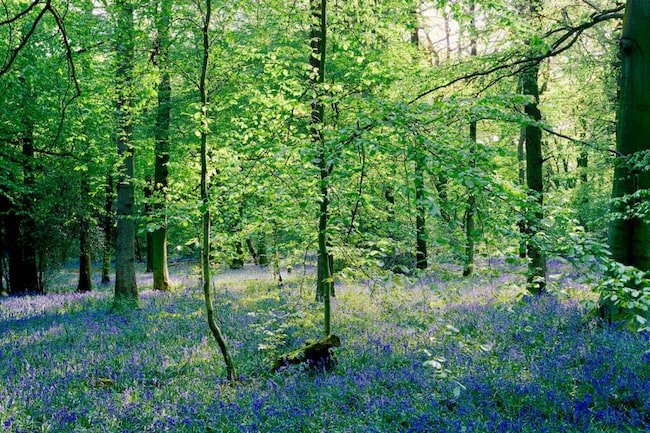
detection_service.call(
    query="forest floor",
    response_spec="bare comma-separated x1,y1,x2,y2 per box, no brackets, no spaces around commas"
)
1,261,649,432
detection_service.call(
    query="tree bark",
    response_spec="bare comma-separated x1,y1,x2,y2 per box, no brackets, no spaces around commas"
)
310,0,332,336
8,111,40,295
608,0,650,270
144,177,154,273
102,175,114,284
519,0,546,295
521,63,546,294
463,3,478,277
199,0,236,381
77,178,92,292
411,7,427,271
113,0,138,309
152,0,172,291
463,121,477,277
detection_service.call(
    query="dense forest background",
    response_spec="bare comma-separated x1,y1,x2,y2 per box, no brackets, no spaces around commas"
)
0,0,648,330
2,2,650,432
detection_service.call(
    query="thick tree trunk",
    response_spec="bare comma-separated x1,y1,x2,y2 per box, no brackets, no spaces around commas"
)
199,0,236,381
608,1,650,270
113,0,138,309
152,0,172,291
521,63,546,294
8,118,40,295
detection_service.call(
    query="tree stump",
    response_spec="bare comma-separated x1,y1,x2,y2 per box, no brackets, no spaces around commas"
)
272,334,341,373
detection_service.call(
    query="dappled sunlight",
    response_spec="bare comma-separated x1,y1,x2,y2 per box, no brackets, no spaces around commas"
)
1,264,649,432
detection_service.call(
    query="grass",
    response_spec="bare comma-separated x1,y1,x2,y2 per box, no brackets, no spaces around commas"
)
1,261,649,432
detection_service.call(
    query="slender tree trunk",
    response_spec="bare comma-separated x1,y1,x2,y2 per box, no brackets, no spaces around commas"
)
113,0,138,309
463,2,478,277
310,0,333,336
101,175,114,284
246,238,259,265
577,151,588,184
199,0,236,381
152,0,171,291
411,7,428,271
608,0,650,270
77,178,92,292
463,121,477,277
414,154,428,270
144,177,154,273
517,125,527,258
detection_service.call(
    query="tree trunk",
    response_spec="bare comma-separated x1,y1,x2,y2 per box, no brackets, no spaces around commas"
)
199,0,236,381
414,154,428,270
8,115,40,295
310,0,333,336
113,0,138,309
77,179,92,292
144,177,154,273
463,120,477,277
608,0,650,270
517,125,527,258
463,3,478,277
521,63,546,294
411,8,428,271
152,0,172,291
102,175,114,284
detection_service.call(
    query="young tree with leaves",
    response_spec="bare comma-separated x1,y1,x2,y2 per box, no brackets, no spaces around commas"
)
310,0,333,336
198,0,236,381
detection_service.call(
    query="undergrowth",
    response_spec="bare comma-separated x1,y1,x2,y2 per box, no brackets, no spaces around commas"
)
0,263,648,432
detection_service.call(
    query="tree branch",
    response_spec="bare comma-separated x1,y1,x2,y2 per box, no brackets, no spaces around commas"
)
408,4,625,104
541,126,621,156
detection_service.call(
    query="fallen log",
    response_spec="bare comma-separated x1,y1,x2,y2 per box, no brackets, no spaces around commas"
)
272,334,341,373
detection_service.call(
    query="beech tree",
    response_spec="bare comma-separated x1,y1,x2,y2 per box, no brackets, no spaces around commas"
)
310,0,333,336
113,0,139,309
151,0,172,291
608,0,650,270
